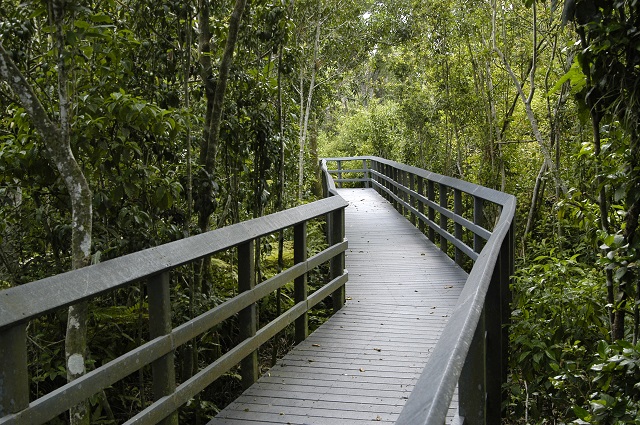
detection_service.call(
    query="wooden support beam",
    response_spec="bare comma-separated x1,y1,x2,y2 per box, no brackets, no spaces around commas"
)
148,271,178,425
238,240,258,388
0,323,29,417
294,222,308,343
454,189,463,265
330,208,346,312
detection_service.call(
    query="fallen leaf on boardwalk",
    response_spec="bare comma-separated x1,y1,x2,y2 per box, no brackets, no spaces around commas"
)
312,343,321,347
359,368,365,372
444,285,453,288
346,297,352,300
374,348,381,352
308,359,314,362
375,415,382,421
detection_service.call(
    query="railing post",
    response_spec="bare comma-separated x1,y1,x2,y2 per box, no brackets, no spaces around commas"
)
384,164,391,202
0,323,29,417
148,271,178,425
371,160,379,194
238,240,258,388
454,189,463,265
427,180,435,242
439,184,449,253
483,221,513,423
330,208,346,312
474,196,484,253
363,159,370,188
392,167,399,211
417,177,425,234
337,160,343,188
400,170,408,218
459,308,487,424
294,222,308,343
409,173,416,225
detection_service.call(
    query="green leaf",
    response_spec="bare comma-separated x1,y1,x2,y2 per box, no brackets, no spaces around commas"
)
573,405,591,421
547,59,586,97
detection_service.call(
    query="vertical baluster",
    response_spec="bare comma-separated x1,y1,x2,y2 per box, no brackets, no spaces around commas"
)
392,167,399,211
385,164,391,201
485,260,502,423
401,170,407,217
238,241,258,388
148,271,178,425
474,196,484,253
294,222,308,343
427,180,435,242
417,178,425,234
330,207,346,312
337,160,343,188
459,308,487,424
454,189,463,265
363,159,370,188
409,173,416,226
439,184,449,254
0,323,29,417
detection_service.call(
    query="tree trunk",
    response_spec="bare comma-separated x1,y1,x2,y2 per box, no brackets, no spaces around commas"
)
297,12,321,200
197,0,247,232
0,6,92,420
491,0,566,196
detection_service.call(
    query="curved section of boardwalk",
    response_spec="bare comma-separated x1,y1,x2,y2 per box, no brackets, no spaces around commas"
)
208,189,467,424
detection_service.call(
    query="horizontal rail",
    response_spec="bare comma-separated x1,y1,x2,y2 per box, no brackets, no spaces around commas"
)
0,195,349,423
0,196,346,331
323,156,515,425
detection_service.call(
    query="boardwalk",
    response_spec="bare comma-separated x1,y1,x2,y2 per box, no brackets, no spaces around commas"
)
208,188,468,424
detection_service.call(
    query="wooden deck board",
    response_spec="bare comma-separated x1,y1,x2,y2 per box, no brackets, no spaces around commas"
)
207,188,467,424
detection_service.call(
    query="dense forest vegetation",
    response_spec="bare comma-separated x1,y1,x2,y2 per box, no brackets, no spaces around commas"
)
1,0,640,423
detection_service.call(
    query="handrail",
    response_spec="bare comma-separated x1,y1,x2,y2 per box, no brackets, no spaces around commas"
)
323,156,515,425
0,196,348,424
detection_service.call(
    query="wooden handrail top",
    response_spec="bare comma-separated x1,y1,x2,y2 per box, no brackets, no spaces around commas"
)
324,156,514,207
0,196,348,331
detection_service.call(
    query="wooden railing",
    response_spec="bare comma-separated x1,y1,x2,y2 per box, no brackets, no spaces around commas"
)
323,157,516,425
0,193,348,424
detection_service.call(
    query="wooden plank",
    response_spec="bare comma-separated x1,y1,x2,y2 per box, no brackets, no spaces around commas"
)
208,188,467,425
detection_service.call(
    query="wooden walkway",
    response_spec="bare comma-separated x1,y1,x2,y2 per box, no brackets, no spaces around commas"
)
208,188,468,424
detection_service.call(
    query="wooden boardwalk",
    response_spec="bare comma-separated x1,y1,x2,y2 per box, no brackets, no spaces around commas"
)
208,188,468,424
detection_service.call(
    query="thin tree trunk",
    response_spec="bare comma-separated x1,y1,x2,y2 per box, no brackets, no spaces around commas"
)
298,12,321,200
197,0,247,232
491,0,566,196
0,5,92,421
523,162,547,247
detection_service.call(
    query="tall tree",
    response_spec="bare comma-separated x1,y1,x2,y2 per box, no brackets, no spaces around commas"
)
0,0,92,422
197,0,248,232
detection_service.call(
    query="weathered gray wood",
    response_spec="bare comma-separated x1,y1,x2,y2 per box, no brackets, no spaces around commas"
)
148,272,178,425
294,222,308,344
440,184,449,253
238,241,258,389
329,207,345,311
0,324,28,416
208,189,467,425
0,219,348,425
474,196,484,253
459,307,486,424
454,189,463,265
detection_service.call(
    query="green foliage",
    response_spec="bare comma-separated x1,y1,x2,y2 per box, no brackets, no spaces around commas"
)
508,244,609,421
